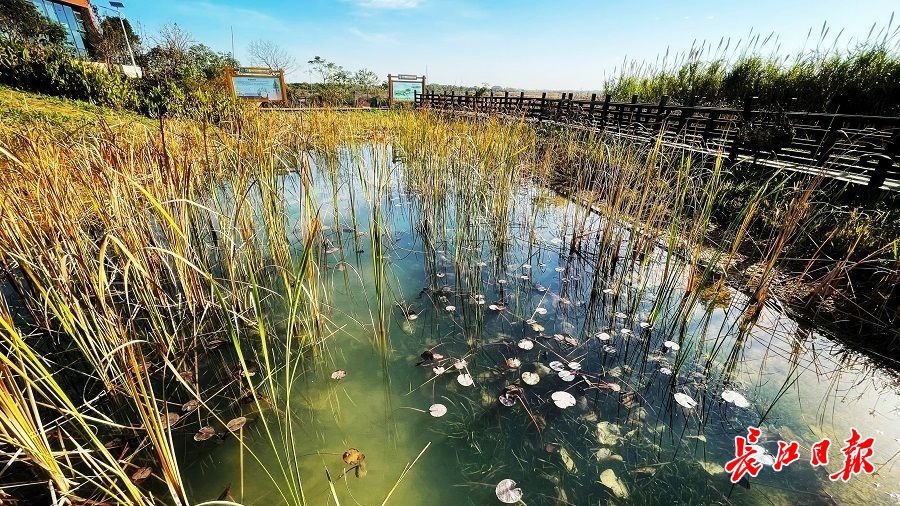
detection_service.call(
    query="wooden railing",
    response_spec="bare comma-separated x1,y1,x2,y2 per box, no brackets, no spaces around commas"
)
415,91,900,191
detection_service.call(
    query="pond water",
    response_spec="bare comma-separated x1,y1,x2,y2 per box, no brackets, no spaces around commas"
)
178,146,900,505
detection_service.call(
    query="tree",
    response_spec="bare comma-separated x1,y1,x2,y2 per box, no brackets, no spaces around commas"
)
307,56,342,84
141,24,235,86
247,40,297,72
353,68,379,94
91,15,141,65
0,0,66,46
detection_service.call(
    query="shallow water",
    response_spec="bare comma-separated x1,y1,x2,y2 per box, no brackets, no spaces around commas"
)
178,147,900,505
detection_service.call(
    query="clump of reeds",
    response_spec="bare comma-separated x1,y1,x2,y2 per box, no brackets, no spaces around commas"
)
604,18,900,114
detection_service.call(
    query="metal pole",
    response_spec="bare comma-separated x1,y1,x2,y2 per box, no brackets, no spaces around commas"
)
115,7,137,67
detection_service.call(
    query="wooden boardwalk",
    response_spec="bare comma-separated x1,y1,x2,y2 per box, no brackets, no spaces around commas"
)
415,91,900,191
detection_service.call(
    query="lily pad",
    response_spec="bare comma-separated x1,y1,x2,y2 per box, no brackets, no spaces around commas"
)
226,416,247,432
517,339,534,350
456,373,474,387
428,404,447,417
548,360,566,372
596,332,612,341
663,340,681,351
673,392,698,409
181,399,199,412
330,369,347,380
499,393,516,407
495,479,523,504
721,389,751,408
551,391,576,409
521,371,540,385
506,357,522,369
445,305,456,311
194,426,216,441
535,307,547,315
557,370,576,382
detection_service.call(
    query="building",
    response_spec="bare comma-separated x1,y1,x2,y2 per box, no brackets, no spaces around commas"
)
28,0,96,56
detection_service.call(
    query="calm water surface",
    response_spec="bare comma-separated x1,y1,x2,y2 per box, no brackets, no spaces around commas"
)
178,147,900,505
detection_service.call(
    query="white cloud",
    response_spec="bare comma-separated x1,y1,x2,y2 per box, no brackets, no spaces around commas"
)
349,27,396,43
355,0,421,9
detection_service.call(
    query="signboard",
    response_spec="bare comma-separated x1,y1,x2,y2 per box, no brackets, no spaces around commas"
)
392,81,423,102
233,76,283,100
226,68,288,105
388,74,426,107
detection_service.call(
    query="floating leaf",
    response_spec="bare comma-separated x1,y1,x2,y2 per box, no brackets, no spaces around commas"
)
531,323,545,332
596,422,622,445
535,307,547,315
602,288,614,294
488,304,499,311
506,358,521,369
517,339,534,350
445,305,456,311
558,370,576,382
433,366,446,375
698,460,725,475
596,332,612,341
620,328,632,336
551,391,576,408
548,360,566,371
659,367,673,376
342,448,365,466
499,393,516,407
160,412,180,429
614,312,627,319
568,361,582,370
131,467,152,482
522,264,531,270
330,369,347,380
226,416,247,432
602,345,616,353
194,427,216,441
181,399,199,412
428,404,447,417
721,390,751,408
663,341,680,351
639,321,652,328
407,313,418,321
673,393,698,409
453,359,468,370
521,372,540,385
559,447,577,473
456,373,474,387
495,479,523,504
599,469,629,499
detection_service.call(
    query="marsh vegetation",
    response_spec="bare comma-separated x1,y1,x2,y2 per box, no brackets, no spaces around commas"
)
0,91,898,505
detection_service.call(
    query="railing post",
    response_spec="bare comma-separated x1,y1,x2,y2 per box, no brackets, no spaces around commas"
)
601,94,611,127
729,95,756,163
518,91,525,114
629,94,638,133
555,92,565,121
588,93,597,126
540,92,547,122
657,95,669,132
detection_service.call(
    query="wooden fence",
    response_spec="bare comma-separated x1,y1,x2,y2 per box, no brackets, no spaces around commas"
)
415,91,900,191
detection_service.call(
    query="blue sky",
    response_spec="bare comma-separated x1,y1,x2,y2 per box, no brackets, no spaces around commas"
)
119,0,898,89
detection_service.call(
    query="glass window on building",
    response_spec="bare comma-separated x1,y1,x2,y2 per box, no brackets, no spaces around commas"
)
29,0,90,56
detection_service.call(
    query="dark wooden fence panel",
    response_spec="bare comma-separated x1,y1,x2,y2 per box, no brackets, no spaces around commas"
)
415,92,900,190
